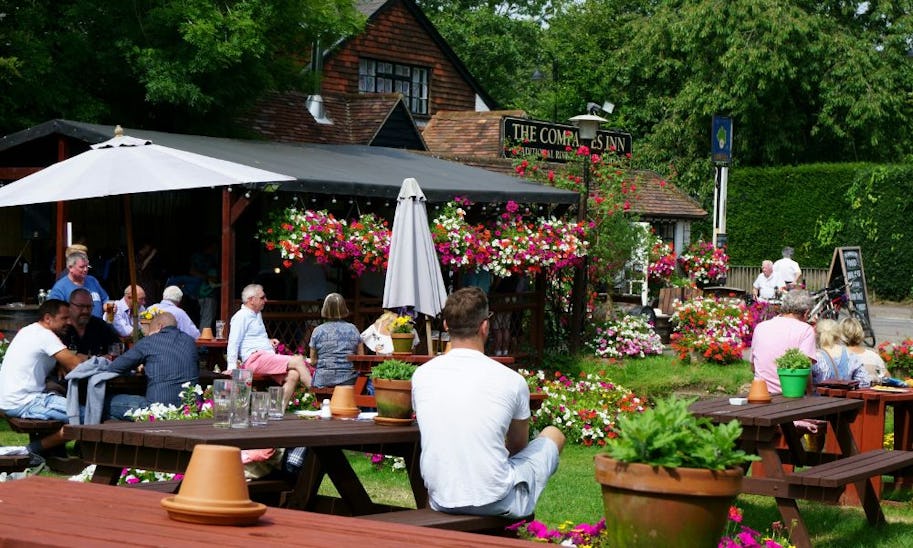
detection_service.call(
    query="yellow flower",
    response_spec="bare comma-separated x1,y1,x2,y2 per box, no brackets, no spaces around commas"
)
390,315,414,334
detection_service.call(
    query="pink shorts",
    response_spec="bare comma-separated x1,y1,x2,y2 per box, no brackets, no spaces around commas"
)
243,350,290,380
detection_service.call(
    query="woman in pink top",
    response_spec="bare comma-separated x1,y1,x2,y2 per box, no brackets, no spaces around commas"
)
750,290,817,394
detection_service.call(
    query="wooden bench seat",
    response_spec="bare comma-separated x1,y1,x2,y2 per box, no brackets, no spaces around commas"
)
787,449,913,488
360,508,523,536
2,415,64,441
0,455,31,473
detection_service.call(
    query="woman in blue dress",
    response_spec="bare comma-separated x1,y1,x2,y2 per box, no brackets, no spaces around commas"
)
309,293,364,388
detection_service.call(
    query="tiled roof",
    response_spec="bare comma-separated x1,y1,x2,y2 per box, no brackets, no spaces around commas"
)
422,109,525,158
628,171,707,219
240,91,423,148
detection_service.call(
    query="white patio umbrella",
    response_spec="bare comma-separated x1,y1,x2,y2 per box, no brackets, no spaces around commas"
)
382,178,448,355
0,126,295,335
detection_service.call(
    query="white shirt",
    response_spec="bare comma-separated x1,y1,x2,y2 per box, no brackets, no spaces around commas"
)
112,297,146,337
412,348,530,508
153,300,200,339
0,323,66,409
753,272,783,300
773,257,801,284
227,305,273,369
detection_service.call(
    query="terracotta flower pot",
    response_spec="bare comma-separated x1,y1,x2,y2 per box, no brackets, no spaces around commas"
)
594,454,742,547
160,444,266,525
329,385,359,418
373,378,413,420
390,332,413,356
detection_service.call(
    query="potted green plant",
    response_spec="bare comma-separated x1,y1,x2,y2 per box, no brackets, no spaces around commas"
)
775,347,813,398
389,315,415,355
594,396,758,547
371,359,418,423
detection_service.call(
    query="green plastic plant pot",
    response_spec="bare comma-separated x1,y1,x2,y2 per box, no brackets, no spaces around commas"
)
777,368,811,398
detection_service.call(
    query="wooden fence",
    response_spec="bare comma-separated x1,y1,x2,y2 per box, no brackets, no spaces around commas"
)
725,266,829,293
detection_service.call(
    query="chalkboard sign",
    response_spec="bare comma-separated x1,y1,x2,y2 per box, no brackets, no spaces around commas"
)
826,247,875,343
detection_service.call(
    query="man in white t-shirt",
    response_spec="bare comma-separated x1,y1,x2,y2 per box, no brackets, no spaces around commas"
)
752,260,783,302
773,246,802,289
0,299,85,460
412,287,565,518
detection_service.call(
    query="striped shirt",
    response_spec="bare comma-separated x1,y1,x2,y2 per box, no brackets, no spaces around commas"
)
109,326,198,406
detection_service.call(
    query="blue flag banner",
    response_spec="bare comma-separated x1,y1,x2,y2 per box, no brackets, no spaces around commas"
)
711,115,732,164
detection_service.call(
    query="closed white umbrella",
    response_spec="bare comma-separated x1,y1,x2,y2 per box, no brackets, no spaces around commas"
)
383,178,448,354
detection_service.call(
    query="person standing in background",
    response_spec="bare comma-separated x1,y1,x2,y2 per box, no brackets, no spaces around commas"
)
48,251,109,319
773,246,802,290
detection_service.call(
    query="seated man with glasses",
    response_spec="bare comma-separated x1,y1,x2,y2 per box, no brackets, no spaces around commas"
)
48,251,109,319
412,287,566,519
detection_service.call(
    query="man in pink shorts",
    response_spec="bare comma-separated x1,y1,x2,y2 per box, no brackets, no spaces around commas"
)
227,284,311,407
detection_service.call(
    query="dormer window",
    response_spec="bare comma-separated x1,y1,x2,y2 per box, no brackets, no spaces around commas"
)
359,58,429,115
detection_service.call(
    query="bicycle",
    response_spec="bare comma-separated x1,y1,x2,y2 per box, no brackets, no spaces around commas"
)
807,282,876,347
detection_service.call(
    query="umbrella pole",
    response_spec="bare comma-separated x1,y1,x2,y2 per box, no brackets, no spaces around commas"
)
425,315,433,356
124,195,140,340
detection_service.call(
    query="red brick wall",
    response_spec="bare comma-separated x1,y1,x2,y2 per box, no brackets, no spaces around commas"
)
321,1,477,118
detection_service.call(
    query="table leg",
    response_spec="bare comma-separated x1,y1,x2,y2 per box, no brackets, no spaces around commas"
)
89,464,123,485
285,449,324,510
756,440,812,548
832,413,886,526
314,447,378,515
892,403,913,489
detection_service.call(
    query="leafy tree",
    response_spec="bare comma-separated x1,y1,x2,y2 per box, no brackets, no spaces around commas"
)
0,0,363,135
545,0,913,198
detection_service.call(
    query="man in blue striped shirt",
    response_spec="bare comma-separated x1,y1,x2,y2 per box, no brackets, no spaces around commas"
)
105,312,199,419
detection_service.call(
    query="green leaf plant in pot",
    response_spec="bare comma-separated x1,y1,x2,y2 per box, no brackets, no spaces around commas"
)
594,396,759,548
371,359,418,424
775,347,813,398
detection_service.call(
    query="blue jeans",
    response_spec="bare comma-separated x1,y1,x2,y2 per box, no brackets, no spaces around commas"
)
4,392,70,421
104,394,149,421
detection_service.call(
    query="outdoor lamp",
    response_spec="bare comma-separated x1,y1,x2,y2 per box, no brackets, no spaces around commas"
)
569,113,608,143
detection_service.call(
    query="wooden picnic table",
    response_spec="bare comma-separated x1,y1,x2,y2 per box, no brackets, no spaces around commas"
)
0,476,530,547
690,395,913,548
62,415,425,516
196,337,228,370
816,385,913,496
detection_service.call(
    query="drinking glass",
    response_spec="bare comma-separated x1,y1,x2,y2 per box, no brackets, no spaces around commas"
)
212,379,233,428
215,320,226,339
250,391,270,426
268,386,285,420
230,381,251,429
108,342,124,357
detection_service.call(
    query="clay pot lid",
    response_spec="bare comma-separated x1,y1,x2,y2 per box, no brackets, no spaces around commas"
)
161,496,266,526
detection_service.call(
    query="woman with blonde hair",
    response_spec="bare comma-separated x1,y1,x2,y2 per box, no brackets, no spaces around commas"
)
308,293,364,388
840,317,888,380
812,319,870,387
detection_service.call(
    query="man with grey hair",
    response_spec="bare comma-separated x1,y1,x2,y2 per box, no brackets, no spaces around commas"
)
112,284,147,337
751,289,817,394
752,260,783,302
227,284,311,408
773,246,802,289
152,285,200,339
48,251,109,318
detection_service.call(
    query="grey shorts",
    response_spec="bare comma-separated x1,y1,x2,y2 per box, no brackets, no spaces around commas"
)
430,436,560,519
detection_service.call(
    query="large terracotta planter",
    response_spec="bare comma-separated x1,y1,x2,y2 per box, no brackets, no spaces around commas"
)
373,378,413,419
594,454,742,547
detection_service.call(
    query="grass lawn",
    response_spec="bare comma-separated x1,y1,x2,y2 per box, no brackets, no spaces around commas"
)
3,354,911,546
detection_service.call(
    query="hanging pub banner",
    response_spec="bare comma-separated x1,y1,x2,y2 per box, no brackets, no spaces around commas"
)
711,115,732,165
501,116,633,162
826,246,875,343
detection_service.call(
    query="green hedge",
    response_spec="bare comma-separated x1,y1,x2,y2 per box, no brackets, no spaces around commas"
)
727,163,913,300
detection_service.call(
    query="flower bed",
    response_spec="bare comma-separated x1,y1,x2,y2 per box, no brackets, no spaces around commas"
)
589,314,663,359
878,338,913,378
670,296,750,364
521,369,646,447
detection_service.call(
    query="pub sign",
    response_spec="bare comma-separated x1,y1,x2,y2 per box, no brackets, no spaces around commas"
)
502,116,632,162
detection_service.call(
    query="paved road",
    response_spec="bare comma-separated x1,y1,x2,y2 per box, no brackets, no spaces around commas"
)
868,303,913,345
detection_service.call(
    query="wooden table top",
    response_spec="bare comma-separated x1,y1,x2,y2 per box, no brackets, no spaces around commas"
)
63,415,419,451
0,477,529,547
689,395,863,427
817,386,913,402
196,338,228,348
